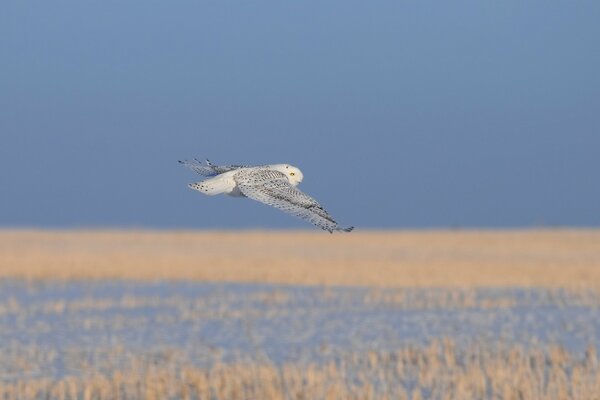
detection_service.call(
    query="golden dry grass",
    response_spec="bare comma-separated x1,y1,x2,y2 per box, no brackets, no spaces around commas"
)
1,229,600,287
3,229,600,399
1,340,598,400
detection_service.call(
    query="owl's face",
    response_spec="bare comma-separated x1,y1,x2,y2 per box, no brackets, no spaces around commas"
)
273,164,304,186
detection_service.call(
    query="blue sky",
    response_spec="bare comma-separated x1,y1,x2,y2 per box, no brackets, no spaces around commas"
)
1,1,599,229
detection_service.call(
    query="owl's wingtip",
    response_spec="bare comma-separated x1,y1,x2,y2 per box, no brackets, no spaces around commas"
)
331,226,353,233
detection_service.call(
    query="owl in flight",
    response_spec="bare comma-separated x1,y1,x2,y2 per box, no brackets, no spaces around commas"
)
179,159,354,233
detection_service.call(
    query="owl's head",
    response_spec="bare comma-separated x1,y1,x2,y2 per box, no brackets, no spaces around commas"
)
272,164,303,186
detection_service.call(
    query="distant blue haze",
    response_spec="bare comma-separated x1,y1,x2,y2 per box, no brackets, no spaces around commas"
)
1,1,599,229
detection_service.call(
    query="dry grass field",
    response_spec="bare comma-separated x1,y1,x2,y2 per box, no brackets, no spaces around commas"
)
1,229,600,287
2,229,600,399
2,341,599,400
1,279,599,400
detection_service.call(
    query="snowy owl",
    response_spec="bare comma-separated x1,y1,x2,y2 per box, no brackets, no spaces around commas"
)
179,159,354,233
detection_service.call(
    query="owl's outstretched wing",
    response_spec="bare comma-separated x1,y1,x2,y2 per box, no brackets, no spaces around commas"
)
178,159,249,177
234,169,353,233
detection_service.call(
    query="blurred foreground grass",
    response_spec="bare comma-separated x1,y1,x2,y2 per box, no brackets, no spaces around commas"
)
2,340,598,400
1,229,600,287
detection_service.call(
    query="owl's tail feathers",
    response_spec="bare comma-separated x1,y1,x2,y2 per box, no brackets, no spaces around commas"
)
188,182,211,194
188,177,233,196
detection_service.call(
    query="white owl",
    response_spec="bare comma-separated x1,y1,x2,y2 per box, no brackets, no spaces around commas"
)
179,159,353,233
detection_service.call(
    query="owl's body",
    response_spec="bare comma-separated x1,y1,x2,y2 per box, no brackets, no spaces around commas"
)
189,164,303,197
179,159,352,233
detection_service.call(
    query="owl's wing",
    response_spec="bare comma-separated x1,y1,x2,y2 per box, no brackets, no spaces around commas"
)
234,169,353,233
178,159,249,177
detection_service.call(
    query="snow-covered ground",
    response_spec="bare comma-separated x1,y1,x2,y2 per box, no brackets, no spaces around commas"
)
1,281,599,381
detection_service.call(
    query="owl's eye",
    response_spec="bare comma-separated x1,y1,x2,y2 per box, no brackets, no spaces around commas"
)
290,172,295,176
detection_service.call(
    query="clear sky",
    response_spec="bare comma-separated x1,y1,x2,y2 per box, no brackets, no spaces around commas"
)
1,1,599,229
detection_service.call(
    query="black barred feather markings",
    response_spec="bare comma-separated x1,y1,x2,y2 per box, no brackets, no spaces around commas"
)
180,159,353,233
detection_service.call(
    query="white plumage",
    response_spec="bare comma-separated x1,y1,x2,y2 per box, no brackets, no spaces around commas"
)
179,159,353,233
